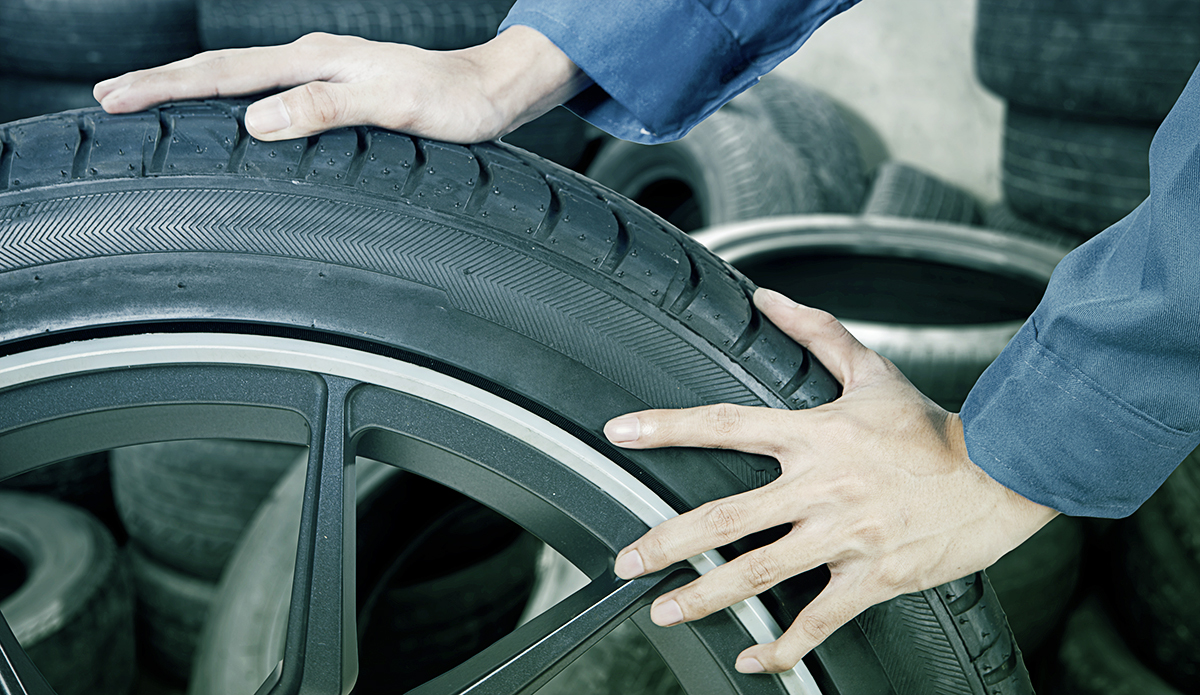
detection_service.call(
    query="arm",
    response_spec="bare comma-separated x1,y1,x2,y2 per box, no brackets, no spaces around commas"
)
94,26,590,143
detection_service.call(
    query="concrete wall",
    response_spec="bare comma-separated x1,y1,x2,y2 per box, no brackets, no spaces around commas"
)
775,0,1004,204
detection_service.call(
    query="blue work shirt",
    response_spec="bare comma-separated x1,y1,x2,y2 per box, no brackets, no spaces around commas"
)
501,0,1200,518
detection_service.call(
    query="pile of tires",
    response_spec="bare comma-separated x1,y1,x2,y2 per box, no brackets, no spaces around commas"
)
975,0,1200,241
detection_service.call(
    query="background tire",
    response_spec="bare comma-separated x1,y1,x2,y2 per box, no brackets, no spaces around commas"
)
0,492,135,695
1002,106,1153,237
0,101,1031,695
0,0,199,80
197,0,515,51
975,0,1200,122
0,76,100,125
111,440,305,580
1051,595,1181,695
862,160,981,226
982,202,1081,251
127,545,218,683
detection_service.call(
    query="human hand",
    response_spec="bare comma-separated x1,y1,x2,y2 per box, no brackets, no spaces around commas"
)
92,26,588,143
604,288,1057,674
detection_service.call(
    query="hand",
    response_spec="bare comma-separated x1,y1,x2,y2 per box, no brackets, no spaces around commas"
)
604,288,1057,674
92,26,589,143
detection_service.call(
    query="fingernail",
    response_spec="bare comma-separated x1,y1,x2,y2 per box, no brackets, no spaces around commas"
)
756,288,799,308
604,415,639,443
246,97,291,135
651,598,683,626
736,657,764,674
614,549,643,578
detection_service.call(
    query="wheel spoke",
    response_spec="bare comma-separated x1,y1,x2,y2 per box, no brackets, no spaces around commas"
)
262,375,359,695
0,613,56,695
406,567,695,695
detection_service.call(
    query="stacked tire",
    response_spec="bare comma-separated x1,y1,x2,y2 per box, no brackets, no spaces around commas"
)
975,0,1200,241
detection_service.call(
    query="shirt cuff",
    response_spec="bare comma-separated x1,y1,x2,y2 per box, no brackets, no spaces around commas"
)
961,319,1198,518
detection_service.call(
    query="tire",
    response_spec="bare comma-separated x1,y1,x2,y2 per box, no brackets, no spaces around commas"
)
1105,449,1200,692
694,215,1068,413
1051,595,1180,695
862,161,982,226
197,0,515,51
733,75,866,213
0,0,199,81
0,76,100,125
1002,106,1153,237
985,515,1083,655
975,0,1200,122
586,106,820,232
982,203,1081,251
0,492,135,695
0,102,1030,695
127,545,218,683
111,439,306,580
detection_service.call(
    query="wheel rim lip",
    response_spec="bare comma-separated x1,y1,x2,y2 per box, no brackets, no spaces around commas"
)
0,332,821,695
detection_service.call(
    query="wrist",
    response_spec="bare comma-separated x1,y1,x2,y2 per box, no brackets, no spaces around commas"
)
467,25,590,135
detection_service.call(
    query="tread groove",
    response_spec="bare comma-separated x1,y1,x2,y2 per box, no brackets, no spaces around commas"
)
729,302,763,356
226,111,251,174
463,144,492,214
296,135,320,179
71,116,94,180
597,206,632,274
345,127,371,185
668,247,704,314
532,178,563,241
399,138,429,198
149,112,173,174
0,133,12,190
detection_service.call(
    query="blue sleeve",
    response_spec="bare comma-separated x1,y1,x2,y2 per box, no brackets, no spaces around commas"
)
499,0,861,144
961,64,1200,519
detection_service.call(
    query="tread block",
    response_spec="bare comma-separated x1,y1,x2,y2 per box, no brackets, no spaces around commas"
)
157,105,239,175
471,147,550,234
539,174,619,269
304,129,360,184
355,130,416,196
410,140,476,211
241,138,308,178
678,257,751,350
82,112,161,179
608,210,688,305
5,118,78,188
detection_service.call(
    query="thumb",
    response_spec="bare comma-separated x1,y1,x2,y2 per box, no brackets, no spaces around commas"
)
245,82,361,141
753,288,873,387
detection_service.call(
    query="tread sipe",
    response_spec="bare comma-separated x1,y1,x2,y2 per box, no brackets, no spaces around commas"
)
0,102,1029,695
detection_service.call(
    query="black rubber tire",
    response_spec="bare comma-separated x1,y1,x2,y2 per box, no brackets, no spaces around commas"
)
694,215,1068,413
111,439,306,580
985,515,1083,656
0,0,200,81
126,544,217,683
975,0,1200,122
1051,595,1181,695
0,102,1031,695
197,0,515,51
585,106,820,232
0,76,100,126
982,202,1082,252
862,161,982,226
732,75,866,213
1104,448,1200,692
1002,106,1153,237
0,492,135,695
501,106,598,171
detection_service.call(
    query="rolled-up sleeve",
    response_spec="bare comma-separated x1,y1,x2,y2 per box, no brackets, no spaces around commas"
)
499,0,861,143
962,63,1200,518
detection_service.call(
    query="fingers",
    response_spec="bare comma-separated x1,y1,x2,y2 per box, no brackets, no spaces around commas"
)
736,577,872,673
242,81,369,140
604,402,797,456
753,288,873,387
615,489,799,579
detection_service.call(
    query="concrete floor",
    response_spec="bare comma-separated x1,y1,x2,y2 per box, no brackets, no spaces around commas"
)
775,0,1004,205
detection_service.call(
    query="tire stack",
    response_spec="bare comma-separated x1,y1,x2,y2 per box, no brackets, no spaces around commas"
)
110,440,305,686
975,0,1200,242
0,0,201,123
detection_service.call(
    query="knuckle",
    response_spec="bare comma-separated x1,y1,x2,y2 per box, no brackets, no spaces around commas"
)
640,531,674,567
742,552,779,592
297,82,343,125
705,403,744,436
703,501,746,543
798,613,836,643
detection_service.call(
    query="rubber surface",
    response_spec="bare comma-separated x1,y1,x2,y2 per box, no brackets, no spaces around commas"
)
1052,595,1180,695
111,439,306,579
862,161,981,226
982,203,1081,251
586,106,820,231
0,492,135,695
502,106,599,171
0,76,100,126
198,0,515,50
0,101,1029,695
0,0,199,80
127,544,218,682
1003,106,1153,236
975,0,1200,121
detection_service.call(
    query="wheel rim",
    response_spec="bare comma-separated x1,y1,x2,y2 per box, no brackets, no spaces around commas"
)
0,332,822,695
